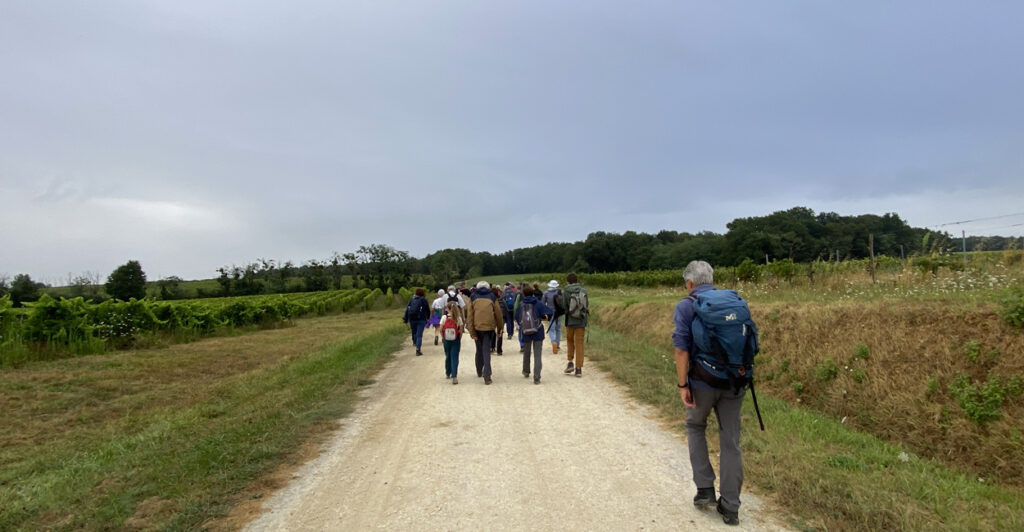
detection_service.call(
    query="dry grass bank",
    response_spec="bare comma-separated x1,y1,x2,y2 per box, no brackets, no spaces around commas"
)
593,299,1024,488
0,310,406,530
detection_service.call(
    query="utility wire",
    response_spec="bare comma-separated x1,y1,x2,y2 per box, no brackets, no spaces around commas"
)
928,211,1024,228
963,222,1024,233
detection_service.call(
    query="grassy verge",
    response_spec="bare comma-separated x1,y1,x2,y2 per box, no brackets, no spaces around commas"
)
586,325,1024,531
0,312,406,530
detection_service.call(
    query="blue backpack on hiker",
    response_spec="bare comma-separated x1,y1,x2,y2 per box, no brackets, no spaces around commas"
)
690,290,759,389
503,289,516,313
689,289,765,430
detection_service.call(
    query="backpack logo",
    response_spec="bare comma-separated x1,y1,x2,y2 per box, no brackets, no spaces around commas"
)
725,313,737,321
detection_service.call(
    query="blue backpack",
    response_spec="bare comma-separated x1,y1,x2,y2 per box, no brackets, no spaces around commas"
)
689,290,759,392
503,289,516,312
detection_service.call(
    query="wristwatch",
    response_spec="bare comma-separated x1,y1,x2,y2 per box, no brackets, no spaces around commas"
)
678,382,689,389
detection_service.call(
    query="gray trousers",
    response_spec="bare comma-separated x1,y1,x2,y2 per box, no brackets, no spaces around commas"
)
686,386,745,513
523,339,543,380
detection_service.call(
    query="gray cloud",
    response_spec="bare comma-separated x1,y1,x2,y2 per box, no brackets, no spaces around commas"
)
2,0,1023,282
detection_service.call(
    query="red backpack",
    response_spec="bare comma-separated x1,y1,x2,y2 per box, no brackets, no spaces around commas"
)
442,316,460,341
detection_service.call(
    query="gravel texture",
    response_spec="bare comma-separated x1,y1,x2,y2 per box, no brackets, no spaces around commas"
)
246,334,791,531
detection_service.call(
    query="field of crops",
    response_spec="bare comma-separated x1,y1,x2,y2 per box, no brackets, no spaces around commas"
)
0,287,415,367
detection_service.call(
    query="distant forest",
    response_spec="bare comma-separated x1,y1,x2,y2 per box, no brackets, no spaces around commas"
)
205,206,1022,295
414,206,1020,279
5,206,1021,301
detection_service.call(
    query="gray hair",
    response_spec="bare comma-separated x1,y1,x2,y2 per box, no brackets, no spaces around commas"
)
683,260,714,286
476,281,490,289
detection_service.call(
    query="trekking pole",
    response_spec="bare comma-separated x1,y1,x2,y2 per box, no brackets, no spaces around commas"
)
749,380,765,431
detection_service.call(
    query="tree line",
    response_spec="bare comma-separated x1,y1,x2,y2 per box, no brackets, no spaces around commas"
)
4,206,1021,305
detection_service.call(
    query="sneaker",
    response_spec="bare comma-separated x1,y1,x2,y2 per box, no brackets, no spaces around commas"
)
519,346,525,354
523,371,530,378
484,377,492,385
446,374,451,379
564,362,574,374
693,487,715,508
496,351,502,356
508,333,513,340
434,336,439,346
575,368,582,377
534,378,540,385
416,350,422,356
716,499,739,526
452,377,458,385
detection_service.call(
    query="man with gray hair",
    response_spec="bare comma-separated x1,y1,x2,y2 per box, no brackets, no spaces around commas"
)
466,280,504,385
672,260,744,526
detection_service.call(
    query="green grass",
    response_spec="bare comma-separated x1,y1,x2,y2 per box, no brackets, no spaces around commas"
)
586,325,1024,531
0,321,406,530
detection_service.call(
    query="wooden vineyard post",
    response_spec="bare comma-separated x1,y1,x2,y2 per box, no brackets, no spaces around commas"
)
869,233,877,284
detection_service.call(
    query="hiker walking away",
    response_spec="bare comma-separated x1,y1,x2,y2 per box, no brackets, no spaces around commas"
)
491,285,505,356
514,282,530,353
439,300,464,384
500,283,517,340
515,286,554,384
541,280,563,355
402,288,430,356
429,289,446,345
466,281,504,384
672,260,760,526
562,273,588,377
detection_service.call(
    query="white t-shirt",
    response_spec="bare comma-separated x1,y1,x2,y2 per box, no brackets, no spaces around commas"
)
432,296,446,310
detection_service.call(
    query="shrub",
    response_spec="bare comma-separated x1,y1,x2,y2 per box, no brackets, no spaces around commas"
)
851,369,866,384
853,343,870,360
815,358,839,381
949,374,1007,424
963,340,981,363
792,381,804,395
736,258,763,283
1000,286,1024,330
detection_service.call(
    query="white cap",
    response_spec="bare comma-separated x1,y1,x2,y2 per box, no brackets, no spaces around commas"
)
547,280,560,289
476,281,490,289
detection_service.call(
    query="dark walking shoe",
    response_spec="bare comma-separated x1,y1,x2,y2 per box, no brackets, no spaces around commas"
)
452,377,458,385
534,378,540,385
564,362,574,374
716,499,739,526
693,487,715,508
416,350,422,356
508,333,513,340
434,336,438,345
575,368,582,377
523,371,530,378
484,377,492,385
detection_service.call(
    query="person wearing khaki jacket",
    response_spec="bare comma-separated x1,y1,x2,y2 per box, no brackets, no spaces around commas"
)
466,281,504,384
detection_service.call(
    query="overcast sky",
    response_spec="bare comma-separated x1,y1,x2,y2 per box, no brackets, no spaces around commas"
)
3,1,1023,283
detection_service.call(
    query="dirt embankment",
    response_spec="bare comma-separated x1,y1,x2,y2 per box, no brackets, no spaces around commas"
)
594,299,1024,487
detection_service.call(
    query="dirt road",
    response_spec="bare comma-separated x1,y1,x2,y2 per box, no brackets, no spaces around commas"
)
246,333,790,531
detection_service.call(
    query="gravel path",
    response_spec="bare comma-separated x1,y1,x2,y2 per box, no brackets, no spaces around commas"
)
246,333,790,531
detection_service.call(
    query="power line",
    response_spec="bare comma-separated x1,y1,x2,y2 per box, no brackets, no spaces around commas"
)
963,222,1024,233
928,211,1024,228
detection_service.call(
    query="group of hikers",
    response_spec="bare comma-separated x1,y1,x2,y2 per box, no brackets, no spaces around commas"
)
401,261,759,526
402,273,589,386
